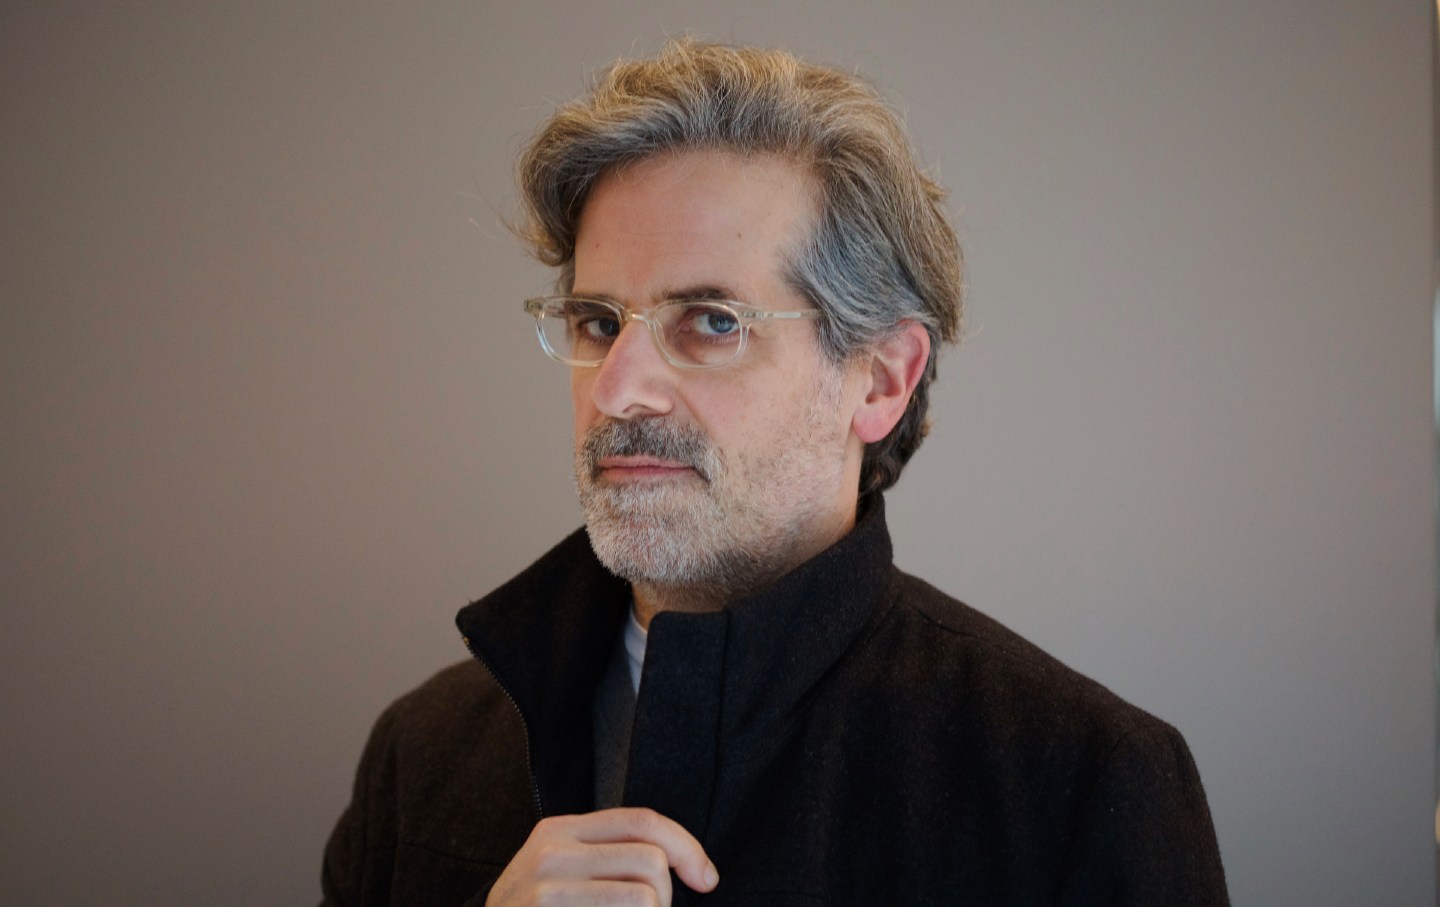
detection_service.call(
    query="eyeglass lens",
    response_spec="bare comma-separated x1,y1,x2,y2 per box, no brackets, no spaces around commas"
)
540,299,744,367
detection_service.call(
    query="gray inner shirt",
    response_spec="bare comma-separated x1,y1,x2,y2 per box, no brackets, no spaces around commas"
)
591,609,645,809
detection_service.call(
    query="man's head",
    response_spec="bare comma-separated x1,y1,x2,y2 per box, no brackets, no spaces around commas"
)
517,41,962,610
519,39,963,497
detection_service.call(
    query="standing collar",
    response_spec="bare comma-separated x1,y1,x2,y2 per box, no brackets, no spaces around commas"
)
672,493,894,744
455,494,895,816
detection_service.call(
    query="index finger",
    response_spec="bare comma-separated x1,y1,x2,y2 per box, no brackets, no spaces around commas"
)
570,807,719,893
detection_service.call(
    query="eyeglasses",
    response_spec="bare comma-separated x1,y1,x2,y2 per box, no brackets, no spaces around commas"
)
523,296,823,370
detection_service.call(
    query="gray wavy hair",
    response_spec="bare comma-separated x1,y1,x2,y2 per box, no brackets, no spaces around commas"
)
517,39,963,496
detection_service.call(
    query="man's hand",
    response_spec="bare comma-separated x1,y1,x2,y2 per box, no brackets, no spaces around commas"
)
486,807,719,906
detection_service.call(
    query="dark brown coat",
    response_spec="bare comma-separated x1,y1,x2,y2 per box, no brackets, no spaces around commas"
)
321,498,1228,905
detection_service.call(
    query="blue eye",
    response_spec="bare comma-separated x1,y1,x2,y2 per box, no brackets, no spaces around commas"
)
686,306,739,337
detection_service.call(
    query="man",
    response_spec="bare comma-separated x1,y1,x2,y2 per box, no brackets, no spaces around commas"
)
321,39,1228,906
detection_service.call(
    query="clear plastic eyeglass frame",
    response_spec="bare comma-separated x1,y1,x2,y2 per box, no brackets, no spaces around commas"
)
523,296,823,370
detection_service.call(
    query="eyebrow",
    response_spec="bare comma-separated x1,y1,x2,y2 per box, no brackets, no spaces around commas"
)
569,284,749,305
664,284,742,302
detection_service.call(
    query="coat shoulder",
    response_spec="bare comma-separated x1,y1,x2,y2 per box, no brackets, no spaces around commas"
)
881,570,1182,746
383,659,506,730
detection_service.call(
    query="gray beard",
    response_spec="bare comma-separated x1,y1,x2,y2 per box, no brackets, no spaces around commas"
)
575,418,804,602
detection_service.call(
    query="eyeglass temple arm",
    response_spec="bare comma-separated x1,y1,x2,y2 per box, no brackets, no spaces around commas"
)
745,309,824,321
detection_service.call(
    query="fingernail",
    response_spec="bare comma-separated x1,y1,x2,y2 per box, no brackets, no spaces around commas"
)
704,861,719,888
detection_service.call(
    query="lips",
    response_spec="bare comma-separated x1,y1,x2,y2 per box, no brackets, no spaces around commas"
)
582,418,715,483
595,455,698,480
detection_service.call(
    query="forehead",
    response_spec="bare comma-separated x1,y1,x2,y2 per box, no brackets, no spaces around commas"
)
573,150,816,302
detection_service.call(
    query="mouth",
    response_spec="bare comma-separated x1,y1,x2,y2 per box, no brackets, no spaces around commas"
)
594,455,702,482
581,417,715,486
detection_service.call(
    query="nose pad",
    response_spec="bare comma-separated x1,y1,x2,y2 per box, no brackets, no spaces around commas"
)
586,318,675,418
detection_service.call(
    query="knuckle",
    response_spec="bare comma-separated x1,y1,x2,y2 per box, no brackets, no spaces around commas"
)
531,843,571,876
638,845,668,877
531,880,562,906
537,814,574,834
628,807,661,836
527,816,559,842
606,885,659,907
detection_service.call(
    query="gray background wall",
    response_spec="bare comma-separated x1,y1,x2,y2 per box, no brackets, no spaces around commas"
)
1,2,1432,904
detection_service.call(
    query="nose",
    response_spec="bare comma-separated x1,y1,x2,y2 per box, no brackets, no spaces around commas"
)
583,317,676,419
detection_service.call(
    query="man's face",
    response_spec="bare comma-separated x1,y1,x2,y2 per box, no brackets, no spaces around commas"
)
570,150,869,605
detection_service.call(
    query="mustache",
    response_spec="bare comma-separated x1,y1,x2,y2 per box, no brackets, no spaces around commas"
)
580,418,715,481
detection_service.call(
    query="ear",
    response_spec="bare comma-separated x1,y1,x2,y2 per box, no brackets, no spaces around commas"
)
852,322,931,444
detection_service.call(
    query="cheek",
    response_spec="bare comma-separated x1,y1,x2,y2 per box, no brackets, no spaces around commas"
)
686,384,788,459
571,373,598,437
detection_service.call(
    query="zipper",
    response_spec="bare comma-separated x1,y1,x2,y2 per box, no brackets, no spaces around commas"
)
462,633,545,822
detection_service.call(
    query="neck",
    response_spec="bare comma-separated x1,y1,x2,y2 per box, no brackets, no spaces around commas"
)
631,582,726,629
630,548,809,629
630,506,865,629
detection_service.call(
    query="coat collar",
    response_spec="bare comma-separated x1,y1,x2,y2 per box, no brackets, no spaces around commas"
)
455,495,895,824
